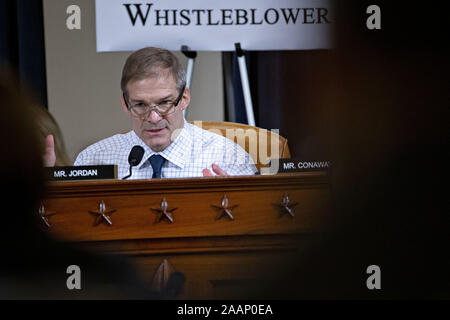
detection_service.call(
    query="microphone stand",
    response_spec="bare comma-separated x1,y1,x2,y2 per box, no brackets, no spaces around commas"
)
122,165,134,180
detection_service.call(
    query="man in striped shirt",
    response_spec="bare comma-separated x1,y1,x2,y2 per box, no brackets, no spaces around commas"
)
44,47,256,179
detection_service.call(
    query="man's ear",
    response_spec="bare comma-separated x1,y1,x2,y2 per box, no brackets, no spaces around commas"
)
180,87,190,111
120,93,129,113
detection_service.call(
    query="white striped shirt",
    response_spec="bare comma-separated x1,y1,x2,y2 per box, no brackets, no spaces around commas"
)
74,121,257,179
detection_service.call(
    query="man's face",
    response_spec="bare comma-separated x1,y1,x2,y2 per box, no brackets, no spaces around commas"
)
121,74,190,152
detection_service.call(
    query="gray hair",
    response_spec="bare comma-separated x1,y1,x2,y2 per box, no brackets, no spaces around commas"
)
120,47,186,95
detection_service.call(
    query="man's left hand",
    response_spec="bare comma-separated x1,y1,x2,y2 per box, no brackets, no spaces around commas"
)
202,163,229,176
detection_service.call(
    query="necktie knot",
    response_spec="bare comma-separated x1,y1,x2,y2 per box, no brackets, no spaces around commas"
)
149,155,165,178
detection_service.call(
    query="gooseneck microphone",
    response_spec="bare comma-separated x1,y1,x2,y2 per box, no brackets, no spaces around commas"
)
122,146,145,180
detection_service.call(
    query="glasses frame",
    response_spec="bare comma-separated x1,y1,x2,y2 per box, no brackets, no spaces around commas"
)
123,85,186,119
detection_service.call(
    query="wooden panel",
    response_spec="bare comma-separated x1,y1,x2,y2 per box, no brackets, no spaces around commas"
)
45,188,329,242
42,173,331,299
44,173,331,243
128,248,308,299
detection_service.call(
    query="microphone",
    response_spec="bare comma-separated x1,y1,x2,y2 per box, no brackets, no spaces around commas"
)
122,146,145,180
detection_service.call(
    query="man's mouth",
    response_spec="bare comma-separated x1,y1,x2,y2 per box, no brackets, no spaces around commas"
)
145,128,165,135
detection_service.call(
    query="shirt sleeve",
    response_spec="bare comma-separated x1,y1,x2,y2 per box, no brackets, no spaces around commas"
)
73,150,86,166
220,140,258,176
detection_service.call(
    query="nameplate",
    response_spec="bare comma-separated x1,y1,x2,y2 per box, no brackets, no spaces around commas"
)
46,165,118,181
267,159,332,174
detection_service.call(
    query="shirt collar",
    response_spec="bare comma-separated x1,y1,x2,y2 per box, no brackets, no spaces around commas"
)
159,121,192,169
129,121,192,170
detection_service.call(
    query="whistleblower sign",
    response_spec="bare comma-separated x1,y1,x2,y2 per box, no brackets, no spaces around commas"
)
95,0,333,52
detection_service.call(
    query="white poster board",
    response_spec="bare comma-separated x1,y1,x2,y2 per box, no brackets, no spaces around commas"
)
96,0,333,52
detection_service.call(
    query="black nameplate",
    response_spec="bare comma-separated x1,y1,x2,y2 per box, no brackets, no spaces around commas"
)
268,159,332,174
45,165,117,181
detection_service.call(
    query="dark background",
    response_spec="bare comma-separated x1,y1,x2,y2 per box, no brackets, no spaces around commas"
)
0,0,47,107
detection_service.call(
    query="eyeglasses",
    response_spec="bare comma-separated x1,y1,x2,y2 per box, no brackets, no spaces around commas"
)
123,85,185,119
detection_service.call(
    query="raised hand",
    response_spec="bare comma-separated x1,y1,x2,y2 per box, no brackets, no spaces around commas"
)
43,134,56,167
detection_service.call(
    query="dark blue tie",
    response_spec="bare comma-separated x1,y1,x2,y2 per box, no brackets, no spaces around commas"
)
149,155,165,178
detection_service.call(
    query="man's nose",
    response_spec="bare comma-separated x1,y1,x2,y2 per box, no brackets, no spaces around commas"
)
146,109,162,123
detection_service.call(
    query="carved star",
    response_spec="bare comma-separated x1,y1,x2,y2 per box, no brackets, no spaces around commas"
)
37,203,56,228
212,195,238,221
274,195,298,218
152,198,177,223
89,200,116,226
